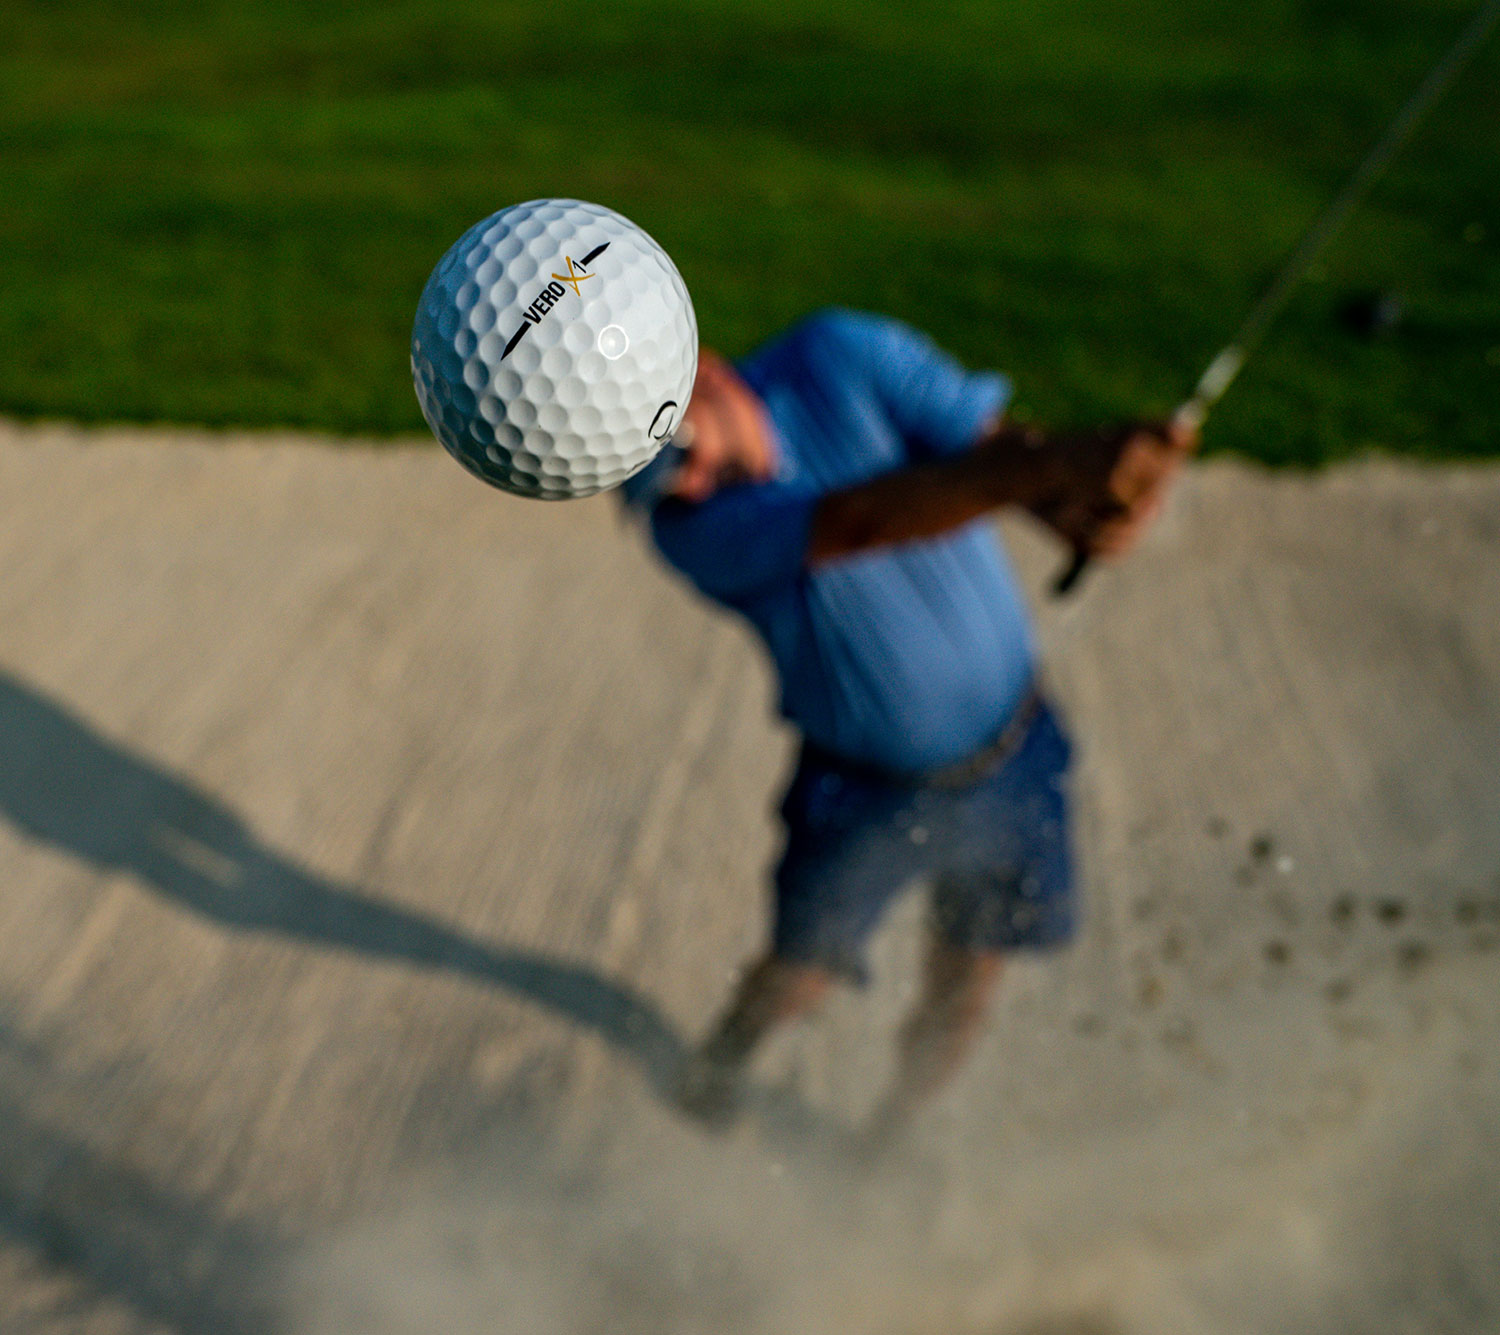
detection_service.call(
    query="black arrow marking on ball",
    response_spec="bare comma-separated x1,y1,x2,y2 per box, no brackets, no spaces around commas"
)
500,324,530,360
580,242,610,266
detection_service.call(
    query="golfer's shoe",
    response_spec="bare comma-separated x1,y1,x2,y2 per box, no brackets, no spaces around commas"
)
675,1049,746,1131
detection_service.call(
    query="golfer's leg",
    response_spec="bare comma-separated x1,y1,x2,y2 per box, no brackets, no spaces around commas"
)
679,824,913,1128
700,953,836,1065
679,954,834,1124
867,700,1074,1139
678,745,923,1127
867,935,1004,1141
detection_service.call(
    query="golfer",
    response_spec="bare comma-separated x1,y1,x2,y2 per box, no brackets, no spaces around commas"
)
622,309,1189,1142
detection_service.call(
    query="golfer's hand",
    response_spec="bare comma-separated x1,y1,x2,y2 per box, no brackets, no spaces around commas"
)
671,351,776,503
1028,418,1194,558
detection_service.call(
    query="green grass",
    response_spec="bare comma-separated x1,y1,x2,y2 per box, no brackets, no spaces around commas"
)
1,0,1496,463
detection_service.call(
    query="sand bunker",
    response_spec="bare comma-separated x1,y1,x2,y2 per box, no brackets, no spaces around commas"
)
0,420,1496,1332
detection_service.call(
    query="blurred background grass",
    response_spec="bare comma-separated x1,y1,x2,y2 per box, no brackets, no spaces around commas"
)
0,0,1495,464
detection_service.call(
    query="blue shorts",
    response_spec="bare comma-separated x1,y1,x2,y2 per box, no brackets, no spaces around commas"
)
772,700,1074,982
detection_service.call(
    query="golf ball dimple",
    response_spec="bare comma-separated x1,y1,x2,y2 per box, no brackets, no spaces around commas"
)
412,198,698,499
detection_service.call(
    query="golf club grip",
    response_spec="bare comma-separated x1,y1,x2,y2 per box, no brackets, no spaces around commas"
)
1049,400,1209,599
1053,548,1090,596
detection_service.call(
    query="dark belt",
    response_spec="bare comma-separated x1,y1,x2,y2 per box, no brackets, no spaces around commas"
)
804,688,1043,792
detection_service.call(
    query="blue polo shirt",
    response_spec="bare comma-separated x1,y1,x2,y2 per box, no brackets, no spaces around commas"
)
629,309,1036,774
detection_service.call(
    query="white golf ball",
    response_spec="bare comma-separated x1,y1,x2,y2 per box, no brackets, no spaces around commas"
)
411,198,698,500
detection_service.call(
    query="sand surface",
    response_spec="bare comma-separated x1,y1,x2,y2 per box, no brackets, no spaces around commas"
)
0,419,1497,1334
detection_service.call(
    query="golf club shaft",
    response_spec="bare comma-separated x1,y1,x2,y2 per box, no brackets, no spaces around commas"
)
1053,0,1500,597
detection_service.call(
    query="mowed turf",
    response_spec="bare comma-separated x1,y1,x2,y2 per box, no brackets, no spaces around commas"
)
1,0,1496,463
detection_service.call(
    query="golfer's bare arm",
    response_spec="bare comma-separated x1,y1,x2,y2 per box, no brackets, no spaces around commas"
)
679,345,1176,564
807,421,1054,565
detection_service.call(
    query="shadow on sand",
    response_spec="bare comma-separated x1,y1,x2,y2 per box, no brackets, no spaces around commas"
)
0,668,687,1097
0,1021,275,1334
